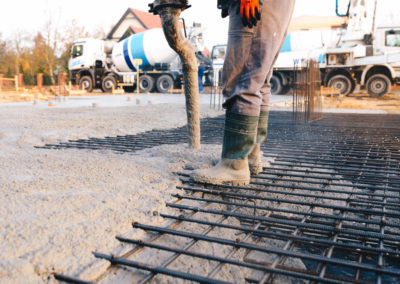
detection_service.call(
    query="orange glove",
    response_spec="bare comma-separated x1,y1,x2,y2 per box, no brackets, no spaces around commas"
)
239,0,261,28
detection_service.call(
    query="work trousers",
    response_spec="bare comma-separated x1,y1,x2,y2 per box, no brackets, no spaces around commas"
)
222,0,296,116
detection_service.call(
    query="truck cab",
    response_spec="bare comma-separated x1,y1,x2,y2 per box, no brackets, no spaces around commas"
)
69,38,134,93
69,38,106,71
374,28,400,54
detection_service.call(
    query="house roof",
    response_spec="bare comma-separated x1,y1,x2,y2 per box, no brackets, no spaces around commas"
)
129,8,162,30
107,8,162,40
129,26,147,34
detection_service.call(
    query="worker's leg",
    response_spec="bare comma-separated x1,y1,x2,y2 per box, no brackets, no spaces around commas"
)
247,70,272,174
191,0,295,185
191,110,258,185
222,0,296,116
248,32,289,175
246,0,295,174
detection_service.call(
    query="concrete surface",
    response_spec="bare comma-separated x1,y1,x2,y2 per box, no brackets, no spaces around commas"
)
0,93,293,109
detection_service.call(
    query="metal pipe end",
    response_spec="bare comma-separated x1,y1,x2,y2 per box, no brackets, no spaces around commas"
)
149,0,191,15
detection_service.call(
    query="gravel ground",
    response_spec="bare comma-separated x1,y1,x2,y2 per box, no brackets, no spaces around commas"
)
2,94,385,283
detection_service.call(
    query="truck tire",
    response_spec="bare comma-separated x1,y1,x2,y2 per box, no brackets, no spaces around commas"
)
101,75,116,93
79,76,93,92
122,86,135,93
366,74,391,98
156,75,174,93
281,85,292,95
327,75,352,96
139,75,154,93
270,75,283,95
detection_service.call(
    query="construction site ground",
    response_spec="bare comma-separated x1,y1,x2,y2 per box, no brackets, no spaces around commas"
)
1,86,400,113
0,102,225,283
322,89,400,114
0,91,399,283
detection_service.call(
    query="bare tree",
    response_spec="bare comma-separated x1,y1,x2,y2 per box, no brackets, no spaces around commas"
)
64,19,89,43
91,23,108,39
42,6,65,86
13,30,29,75
59,19,90,73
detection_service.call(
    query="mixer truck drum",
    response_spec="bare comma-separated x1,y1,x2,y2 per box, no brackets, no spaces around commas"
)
149,0,191,15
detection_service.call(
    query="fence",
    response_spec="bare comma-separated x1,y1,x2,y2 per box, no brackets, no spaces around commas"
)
0,75,19,92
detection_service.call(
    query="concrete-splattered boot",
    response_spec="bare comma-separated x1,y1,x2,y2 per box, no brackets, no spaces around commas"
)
248,110,269,175
191,111,258,186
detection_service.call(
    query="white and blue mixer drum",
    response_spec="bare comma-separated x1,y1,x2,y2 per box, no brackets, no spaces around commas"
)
112,28,178,72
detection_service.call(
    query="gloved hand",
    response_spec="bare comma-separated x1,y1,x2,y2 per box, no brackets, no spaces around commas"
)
238,0,261,28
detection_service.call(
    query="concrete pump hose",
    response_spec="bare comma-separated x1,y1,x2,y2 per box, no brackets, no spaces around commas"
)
158,7,201,150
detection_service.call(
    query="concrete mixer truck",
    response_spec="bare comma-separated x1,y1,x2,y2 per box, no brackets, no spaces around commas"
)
211,0,400,97
271,0,400,97
69,27,208,93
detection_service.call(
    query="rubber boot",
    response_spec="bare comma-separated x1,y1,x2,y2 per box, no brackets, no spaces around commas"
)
191,110,258,186
248,110,269,175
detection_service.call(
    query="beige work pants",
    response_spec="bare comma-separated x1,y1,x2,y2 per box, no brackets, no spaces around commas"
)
222,0,296,116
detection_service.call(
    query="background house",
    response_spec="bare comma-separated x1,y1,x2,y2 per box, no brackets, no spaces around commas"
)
106,8,211,58
106,8,162,42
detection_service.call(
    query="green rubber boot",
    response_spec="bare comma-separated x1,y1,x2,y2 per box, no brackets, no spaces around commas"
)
191,111,258,186
248,110,269,175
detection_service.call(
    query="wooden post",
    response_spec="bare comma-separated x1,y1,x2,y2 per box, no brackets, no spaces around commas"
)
58,73,67,95
15,75,19,92
0,74,3,92
133,59,143,95
18,74,23,88
58,73,66,85
137,72,140,95
37,73,43,89
68,81,72,96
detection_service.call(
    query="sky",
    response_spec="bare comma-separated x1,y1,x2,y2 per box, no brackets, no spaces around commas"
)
0,0,340,50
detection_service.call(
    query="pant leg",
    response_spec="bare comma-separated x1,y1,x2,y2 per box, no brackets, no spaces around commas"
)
260,70,273,112
222,0,296,116
260,4,295,111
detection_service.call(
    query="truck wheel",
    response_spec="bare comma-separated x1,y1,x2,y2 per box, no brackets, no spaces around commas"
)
366,74,391,98
101,76,116,93
122,86,135,93
156,75,174,93
270,75,283,95
139,75,154,93
281,85,292,95
79,76,93,92
328,75,352,96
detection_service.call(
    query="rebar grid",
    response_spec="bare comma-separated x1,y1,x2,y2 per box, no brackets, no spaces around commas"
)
293,59,323,123
50,112,400,284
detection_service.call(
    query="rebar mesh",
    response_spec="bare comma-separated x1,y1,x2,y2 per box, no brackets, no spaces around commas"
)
293,59,323,122
210,67,224,110
48,112,400,284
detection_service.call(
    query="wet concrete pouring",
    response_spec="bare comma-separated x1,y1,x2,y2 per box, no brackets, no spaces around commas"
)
39,111,400,284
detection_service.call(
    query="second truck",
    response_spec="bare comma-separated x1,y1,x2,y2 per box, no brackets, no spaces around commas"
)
211,0,400,97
